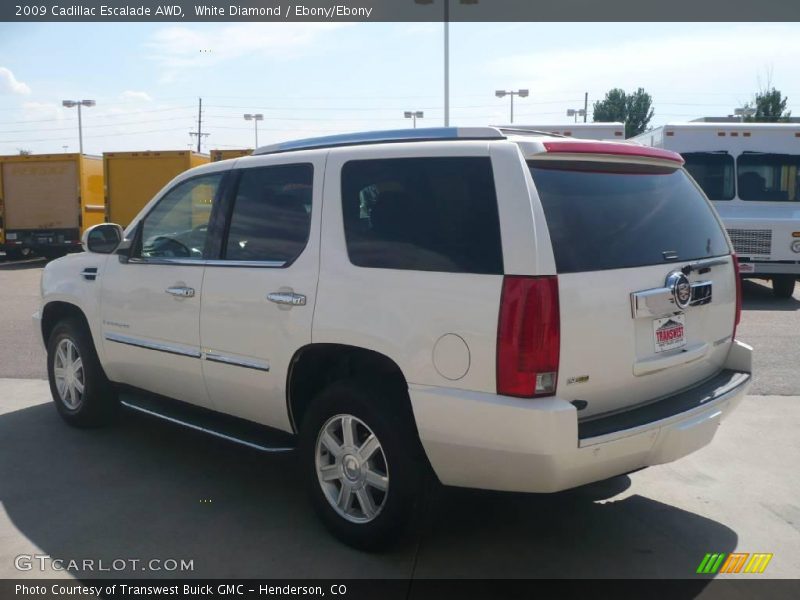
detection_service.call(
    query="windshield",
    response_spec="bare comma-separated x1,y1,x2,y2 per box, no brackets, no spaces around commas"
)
683,152,735,200
737,152,800,202
528,160,730,273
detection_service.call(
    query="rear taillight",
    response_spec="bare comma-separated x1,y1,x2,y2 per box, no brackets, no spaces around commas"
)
497,276,560,398
732,254,742,339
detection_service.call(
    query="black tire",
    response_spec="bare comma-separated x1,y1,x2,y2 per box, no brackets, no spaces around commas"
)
299,379,427,550
772,275,796,299
47,317,118,427
40,248,66,261
6,247,32,260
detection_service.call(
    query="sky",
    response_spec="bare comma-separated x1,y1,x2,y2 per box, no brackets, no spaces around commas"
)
1,21,799,155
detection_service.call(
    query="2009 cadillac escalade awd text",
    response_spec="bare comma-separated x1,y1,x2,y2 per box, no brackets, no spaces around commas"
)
35,127,752,548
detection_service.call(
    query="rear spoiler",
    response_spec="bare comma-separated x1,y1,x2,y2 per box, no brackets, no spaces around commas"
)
542,141,684,165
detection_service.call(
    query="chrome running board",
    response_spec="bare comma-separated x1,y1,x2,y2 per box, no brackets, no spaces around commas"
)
120,397,295,454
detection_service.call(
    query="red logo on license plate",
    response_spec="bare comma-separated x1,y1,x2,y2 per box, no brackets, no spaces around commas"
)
656,320,684,344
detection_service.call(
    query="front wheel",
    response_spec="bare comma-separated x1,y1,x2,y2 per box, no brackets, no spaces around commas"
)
772,275,796,299
47,318,118,427
299,379,426,550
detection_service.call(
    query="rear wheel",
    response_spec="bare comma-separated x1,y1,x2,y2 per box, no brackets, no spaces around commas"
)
47,318,118,427
6,247,32,260
40,248,66,260
299,379,426,550
772,275,796,299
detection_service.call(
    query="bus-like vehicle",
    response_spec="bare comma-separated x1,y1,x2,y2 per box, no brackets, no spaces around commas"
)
631,122,800,297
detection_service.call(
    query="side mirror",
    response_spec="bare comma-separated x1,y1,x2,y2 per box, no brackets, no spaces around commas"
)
82,223,123,254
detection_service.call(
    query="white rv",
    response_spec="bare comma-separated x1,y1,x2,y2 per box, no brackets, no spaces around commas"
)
631,122,800,297
498,122,625,140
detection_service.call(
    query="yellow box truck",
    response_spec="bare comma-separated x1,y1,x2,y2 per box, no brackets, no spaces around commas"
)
104,150,209,227
210,148,252,162
0,153,104,259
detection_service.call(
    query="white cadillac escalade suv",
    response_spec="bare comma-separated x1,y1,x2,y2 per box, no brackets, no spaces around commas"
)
35,127,752,548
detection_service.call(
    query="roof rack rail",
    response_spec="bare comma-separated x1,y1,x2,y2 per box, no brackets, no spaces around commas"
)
495,126,569,138
253,127,505,155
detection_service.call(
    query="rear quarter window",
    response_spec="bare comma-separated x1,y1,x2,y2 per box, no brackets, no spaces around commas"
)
341,157,503,274
528,160,730,273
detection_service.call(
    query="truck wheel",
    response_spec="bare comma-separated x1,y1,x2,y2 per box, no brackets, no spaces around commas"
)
772,275,796,299
6,247,32,260
299,379,426,550
47,318,118,427
41,249,66,261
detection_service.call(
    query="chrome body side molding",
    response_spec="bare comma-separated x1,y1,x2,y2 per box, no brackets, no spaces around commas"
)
204,352,270,372
104,332,202,358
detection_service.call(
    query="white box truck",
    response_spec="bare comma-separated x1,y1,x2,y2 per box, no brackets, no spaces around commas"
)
497,122,625,140
631,122,800,297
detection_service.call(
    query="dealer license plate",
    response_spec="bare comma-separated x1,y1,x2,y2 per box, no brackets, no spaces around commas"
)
653,314,686,353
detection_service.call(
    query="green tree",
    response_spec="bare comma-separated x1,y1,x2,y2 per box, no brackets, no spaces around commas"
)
744,87,791,122
593,87,654,138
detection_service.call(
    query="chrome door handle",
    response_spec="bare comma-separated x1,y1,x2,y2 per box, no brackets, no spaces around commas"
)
166,286,195,298
267,292,306,306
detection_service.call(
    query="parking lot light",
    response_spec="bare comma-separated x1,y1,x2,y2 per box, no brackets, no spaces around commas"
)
404,111,424,128
495,89,529,124
61,99,96,154
243,113,264,147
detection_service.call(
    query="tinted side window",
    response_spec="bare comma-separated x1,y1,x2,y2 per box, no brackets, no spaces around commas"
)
341,157,503,274
528,161,730,273
139,173,222,260
683,152,735,200
224,164,313,263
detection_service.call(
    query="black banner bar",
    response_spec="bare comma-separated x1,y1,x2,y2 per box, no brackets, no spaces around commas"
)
3,579,800,600
3,0,800,22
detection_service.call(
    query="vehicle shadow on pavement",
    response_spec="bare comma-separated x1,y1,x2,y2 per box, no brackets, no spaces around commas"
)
0,402,737,584
0,257,46,271
742,279,800,311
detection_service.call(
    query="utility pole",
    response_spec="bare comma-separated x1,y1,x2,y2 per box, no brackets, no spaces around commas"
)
189,97,209,153
584,92,588,122
197,97,202,152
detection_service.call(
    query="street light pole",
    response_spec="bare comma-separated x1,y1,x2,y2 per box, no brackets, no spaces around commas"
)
495,89,529,124
243,113,264,147
444,0,449,127
404,111,424,128
415,0,478,127
566,108,586,123
61,99,95,154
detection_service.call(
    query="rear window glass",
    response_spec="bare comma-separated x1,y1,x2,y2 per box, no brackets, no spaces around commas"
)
528,160,730,273
737,152,800,202
683,152,735,200
341,157,503,274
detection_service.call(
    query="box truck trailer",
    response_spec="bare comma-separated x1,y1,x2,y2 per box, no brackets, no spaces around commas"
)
0,153,104,259
210,148,252,162
631,122,800,297
104,150,209,227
